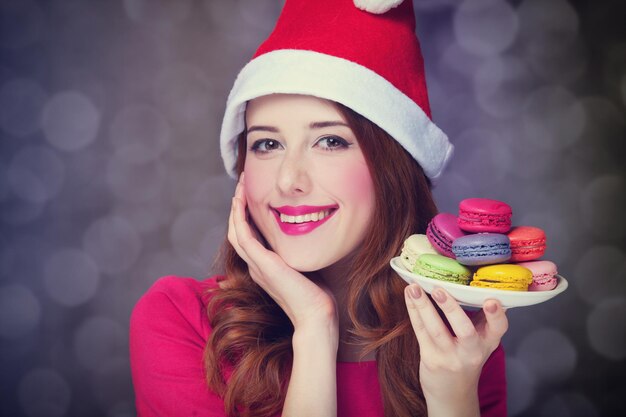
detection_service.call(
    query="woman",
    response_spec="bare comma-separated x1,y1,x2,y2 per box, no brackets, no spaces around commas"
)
131,1,508,416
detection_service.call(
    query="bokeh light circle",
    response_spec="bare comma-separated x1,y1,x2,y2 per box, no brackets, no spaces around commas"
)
0,78,47,136
204,0,277,48
448,127,515,185
453,0,519,56
517,0,583,83
109,105,171,165
522,85,586,151
105,157,165,203
18,368,72,417
83,215,142,274
153,63,213,128
113,202,171,235
580,175,626,240
505,356,535,416
574,245,626,306
42,90,101,151
73,316,127,373
432,171,476,212
43,248,100,307
191,174,235,213
518,0,579,47
516,327,577,383
474,56,534,119
0,284,40,339
7,145,65,203
540,391,599,417
123,0,193,27
587,297,626,360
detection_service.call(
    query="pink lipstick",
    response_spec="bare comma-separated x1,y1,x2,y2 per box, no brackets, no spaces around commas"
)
272,205,338,236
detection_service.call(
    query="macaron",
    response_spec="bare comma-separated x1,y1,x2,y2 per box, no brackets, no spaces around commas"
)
458,198,512,233
507,226,547,262
516,260,558,291
400,234,438,271
452,233,512,266
413,254,472,285
470,264,533,291
426,213,466,258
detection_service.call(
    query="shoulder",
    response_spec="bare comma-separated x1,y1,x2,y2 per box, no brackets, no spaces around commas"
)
130,275,222,343
130,276,229,415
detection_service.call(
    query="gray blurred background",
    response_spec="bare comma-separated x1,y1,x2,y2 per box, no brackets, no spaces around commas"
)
0,0,624,416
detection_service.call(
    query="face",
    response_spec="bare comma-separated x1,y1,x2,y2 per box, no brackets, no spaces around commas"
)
243,94,376,272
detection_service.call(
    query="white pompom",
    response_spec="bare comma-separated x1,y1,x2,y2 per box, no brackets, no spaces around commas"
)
353,0,404,14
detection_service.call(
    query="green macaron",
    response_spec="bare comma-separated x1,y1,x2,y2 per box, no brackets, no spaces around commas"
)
413,254,472,285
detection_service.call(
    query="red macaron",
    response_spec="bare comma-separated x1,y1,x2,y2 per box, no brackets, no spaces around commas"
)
507,226,547,262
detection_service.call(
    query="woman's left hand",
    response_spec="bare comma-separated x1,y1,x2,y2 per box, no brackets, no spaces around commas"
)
404,284,508,417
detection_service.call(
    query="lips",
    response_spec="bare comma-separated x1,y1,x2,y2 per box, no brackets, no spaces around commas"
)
271,204,338,236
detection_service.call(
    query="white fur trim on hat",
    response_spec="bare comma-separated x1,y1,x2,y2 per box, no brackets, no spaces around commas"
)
219,49,453,183
353,0,404,14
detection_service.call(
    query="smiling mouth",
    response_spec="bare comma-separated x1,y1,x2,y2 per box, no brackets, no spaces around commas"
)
274,208,338,224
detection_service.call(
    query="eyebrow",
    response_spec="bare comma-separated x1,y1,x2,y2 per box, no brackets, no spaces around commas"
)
246,121,349,134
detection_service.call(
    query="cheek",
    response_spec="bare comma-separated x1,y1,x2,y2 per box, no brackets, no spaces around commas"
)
331,159,375,206
243,162,272,206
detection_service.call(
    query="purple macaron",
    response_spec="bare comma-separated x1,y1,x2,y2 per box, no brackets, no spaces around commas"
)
426,213,467,258
452,233,512,266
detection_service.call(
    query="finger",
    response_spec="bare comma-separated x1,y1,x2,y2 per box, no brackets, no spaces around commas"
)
228,196,252,265
430,287,479,344
405,284,453,349
228,177,254,266
481,300,508,349
404,285,434,348
232,196,280,273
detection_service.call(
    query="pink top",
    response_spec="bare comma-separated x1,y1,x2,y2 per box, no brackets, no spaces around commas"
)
130,276,507,416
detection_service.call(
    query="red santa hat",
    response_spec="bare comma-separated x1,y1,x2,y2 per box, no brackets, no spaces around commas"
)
219,0,453,182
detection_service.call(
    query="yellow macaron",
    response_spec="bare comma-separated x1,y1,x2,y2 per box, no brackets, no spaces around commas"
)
470,264,533,291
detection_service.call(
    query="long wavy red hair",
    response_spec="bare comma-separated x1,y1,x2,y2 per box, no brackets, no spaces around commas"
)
204,101,438,417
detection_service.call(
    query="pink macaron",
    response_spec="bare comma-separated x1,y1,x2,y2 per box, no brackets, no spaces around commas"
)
458,198,512,233
426,213,466,258
516,260,558,291
507,226,546,262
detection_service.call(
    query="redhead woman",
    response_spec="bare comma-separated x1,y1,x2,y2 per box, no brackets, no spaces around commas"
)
130,1,508,416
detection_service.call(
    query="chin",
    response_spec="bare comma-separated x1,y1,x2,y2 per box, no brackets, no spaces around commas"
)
277,249,340,273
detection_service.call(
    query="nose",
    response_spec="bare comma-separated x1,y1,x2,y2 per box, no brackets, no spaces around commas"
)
276,150,311,196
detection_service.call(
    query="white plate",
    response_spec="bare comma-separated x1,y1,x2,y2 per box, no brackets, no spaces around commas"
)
390,257,568,309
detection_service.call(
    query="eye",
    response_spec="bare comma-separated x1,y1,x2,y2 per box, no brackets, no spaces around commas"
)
249,139,283,154
316,136,351,151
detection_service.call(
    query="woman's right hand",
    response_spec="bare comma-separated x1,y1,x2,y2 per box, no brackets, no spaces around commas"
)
229,173,339,416
228,173,338,332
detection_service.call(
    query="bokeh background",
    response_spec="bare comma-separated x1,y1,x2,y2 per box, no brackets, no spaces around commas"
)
0,0,624,416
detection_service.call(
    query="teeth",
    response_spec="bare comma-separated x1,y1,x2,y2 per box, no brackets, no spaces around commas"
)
280,209,332,224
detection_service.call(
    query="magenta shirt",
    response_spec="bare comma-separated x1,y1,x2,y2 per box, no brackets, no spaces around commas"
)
130,276,507,416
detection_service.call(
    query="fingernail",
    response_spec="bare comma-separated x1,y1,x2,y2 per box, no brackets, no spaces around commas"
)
432,289,446,303
485,302,499,314
409,285,422,299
